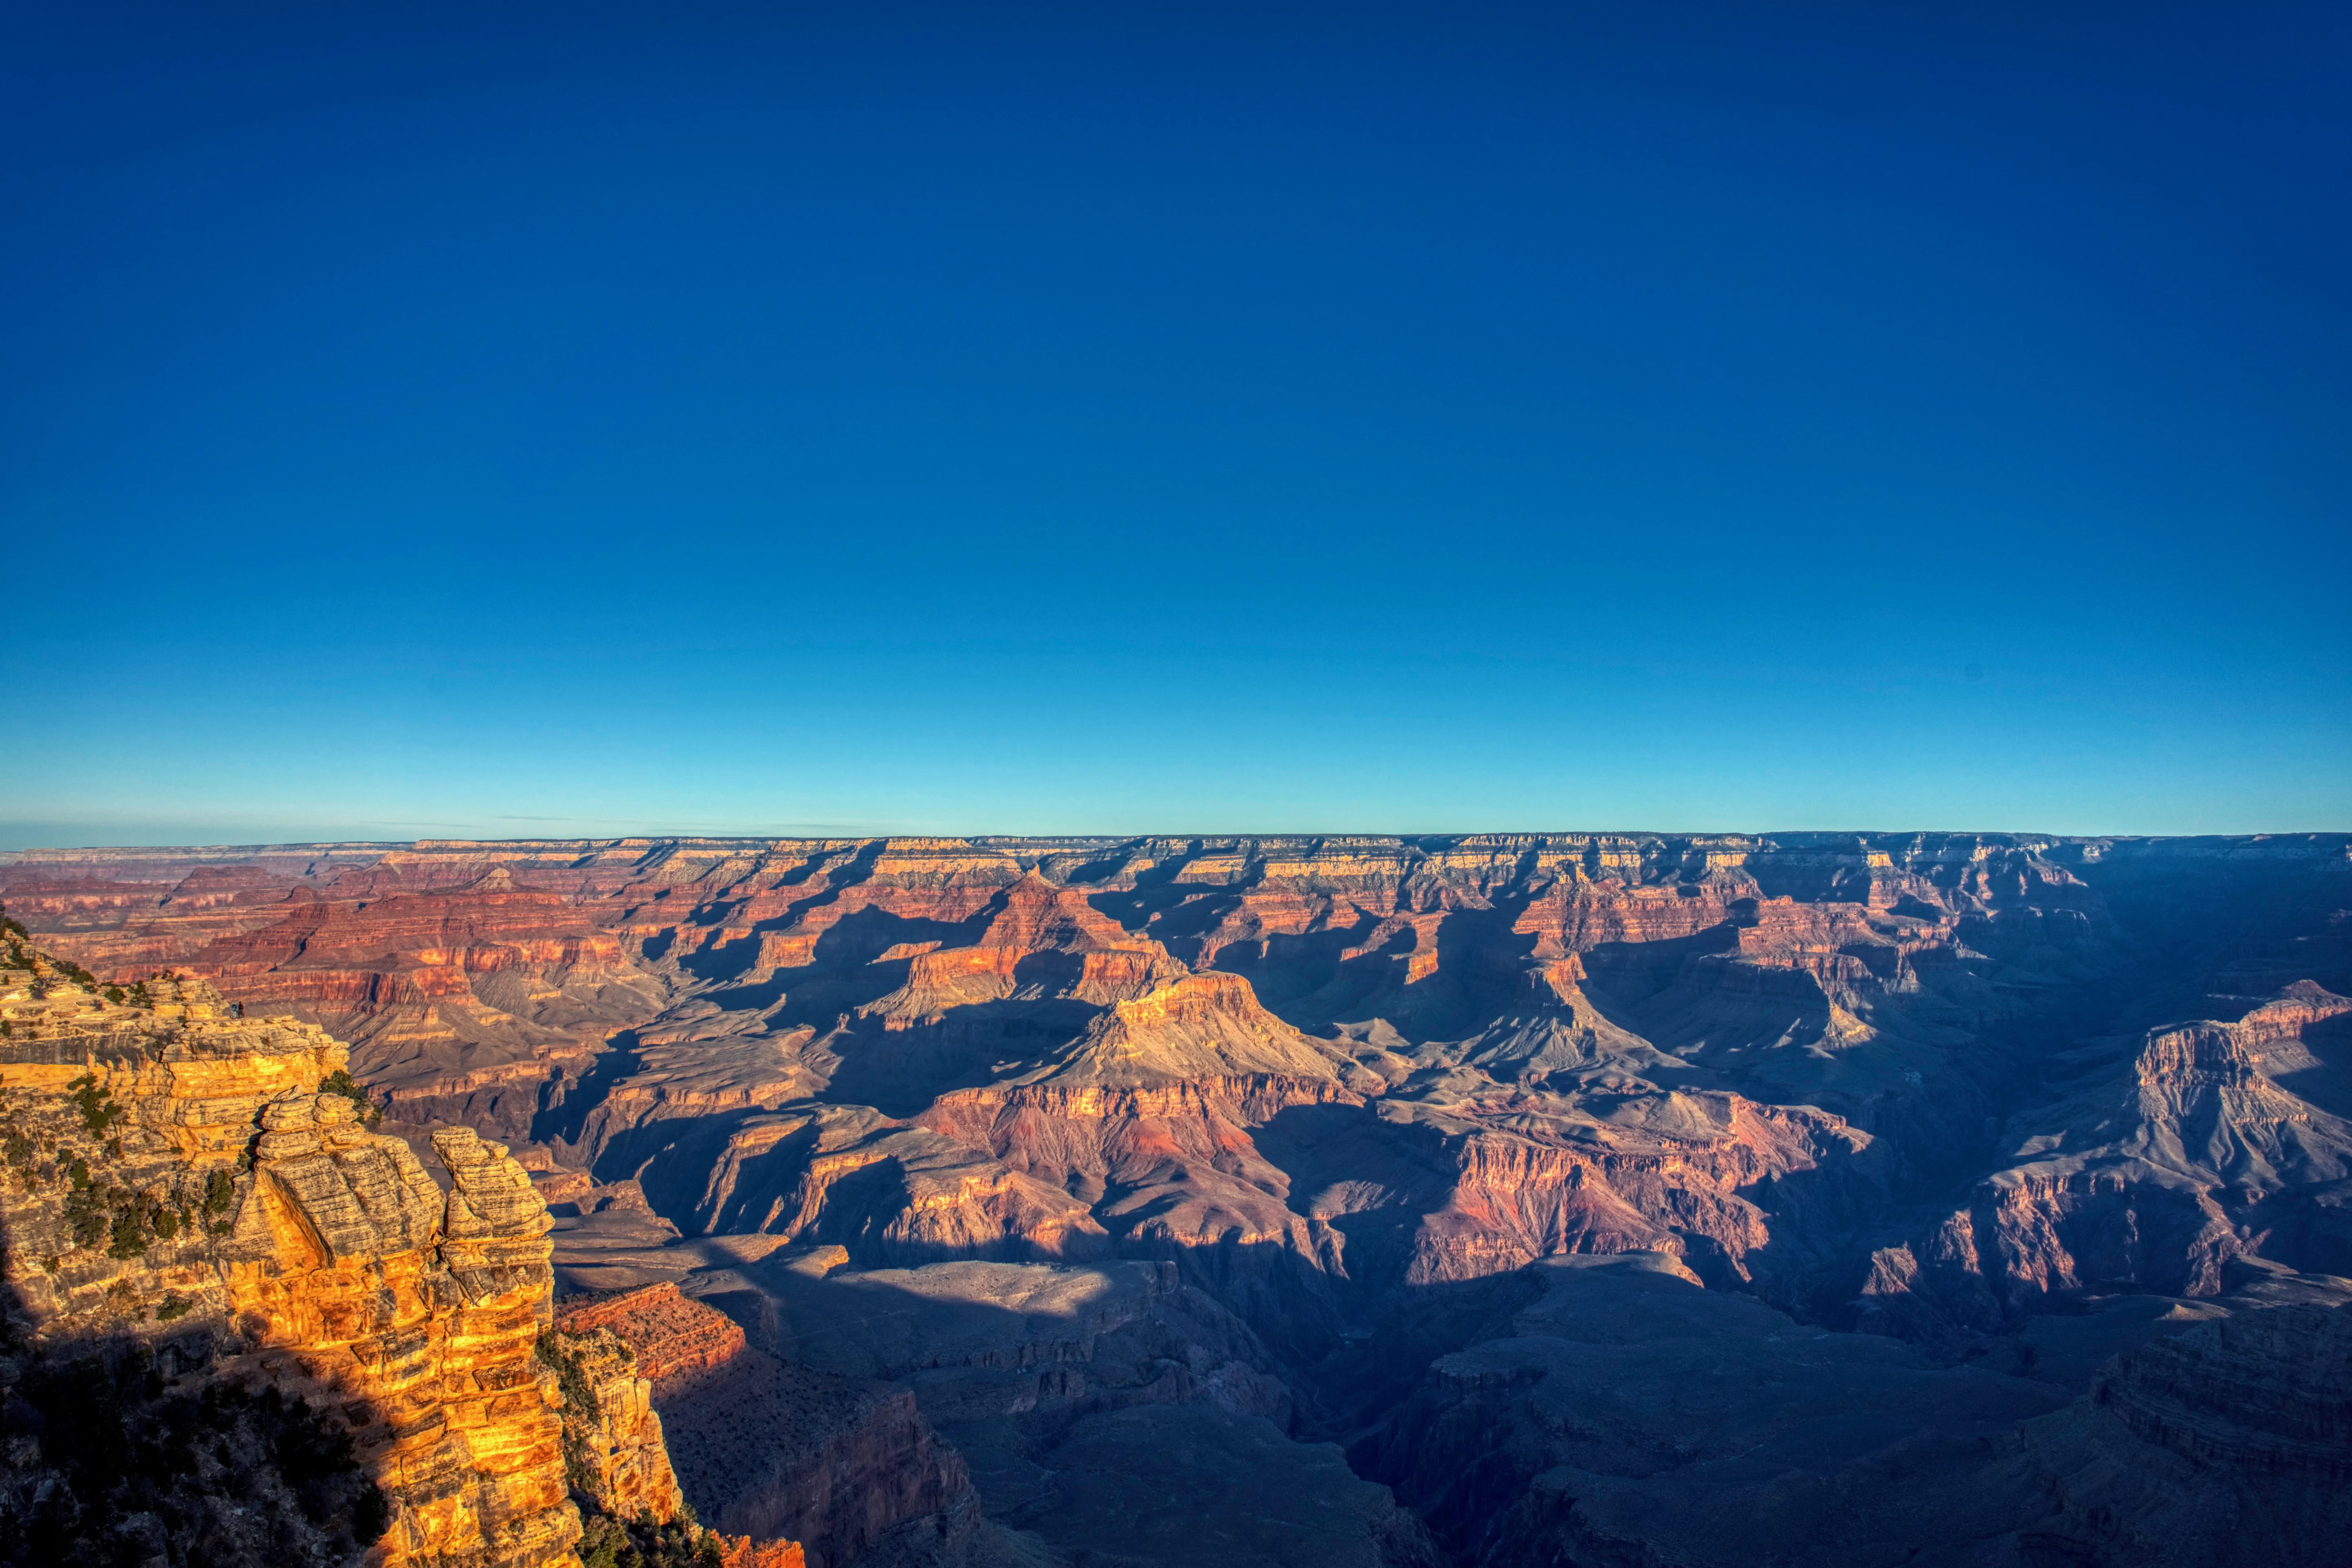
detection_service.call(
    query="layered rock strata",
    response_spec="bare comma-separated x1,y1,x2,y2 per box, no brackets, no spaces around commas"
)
0,939,804,1568
539,1324,689,1525
1857,981,2352,1340
11,833,2352,1566
0,952,579,1566
537,1300,812,1567
557,1282,746,1381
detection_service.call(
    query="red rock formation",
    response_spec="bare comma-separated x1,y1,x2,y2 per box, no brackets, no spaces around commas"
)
707,1533,808,1568
543,1295,811,1566
12,830,2352,1567
0,848,381,976
1398,1092,1865,1285
919,1075,1351,1282
858,872,1180,1026
556,1282,747,1383
13,831,2351,1351
683,1105,1109,1264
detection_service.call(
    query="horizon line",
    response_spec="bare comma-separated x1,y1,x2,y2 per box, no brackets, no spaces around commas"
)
6,827,2352,858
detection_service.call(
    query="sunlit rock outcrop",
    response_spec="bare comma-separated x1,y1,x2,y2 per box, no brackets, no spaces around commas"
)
0,945,579,1566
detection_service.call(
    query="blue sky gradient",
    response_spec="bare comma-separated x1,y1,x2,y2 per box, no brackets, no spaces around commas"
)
4,2,2346,846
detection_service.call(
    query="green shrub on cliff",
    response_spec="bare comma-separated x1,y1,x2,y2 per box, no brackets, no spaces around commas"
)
62,1186,108,1248
106,1202,148,1259
534,1329,603,1496
317,1069,385,1130
577,1509,725,1568
43,954,98,990
65,1076,123,1138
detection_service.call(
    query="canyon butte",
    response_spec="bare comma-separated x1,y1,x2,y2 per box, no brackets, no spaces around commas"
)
2,830,2348,1568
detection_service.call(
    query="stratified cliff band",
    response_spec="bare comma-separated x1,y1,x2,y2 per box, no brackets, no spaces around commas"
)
0,929,803,1568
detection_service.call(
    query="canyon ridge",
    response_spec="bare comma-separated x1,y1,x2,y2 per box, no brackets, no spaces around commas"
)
4,831,2348,1567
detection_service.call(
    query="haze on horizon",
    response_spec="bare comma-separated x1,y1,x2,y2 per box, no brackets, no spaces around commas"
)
3,1,2346,851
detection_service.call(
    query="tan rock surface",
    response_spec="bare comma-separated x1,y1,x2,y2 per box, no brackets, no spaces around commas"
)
540,1324,688,1524
0,942,579,1567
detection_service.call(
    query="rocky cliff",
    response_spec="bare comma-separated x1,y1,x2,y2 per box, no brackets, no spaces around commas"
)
553,1282,965,1568
0,939,579,1565
0,935,802,1568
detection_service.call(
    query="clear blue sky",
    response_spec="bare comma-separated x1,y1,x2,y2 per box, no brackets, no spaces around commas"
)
4,2,2346,847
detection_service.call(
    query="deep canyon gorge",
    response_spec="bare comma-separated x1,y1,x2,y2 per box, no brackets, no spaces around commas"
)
3,831,2348,1567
